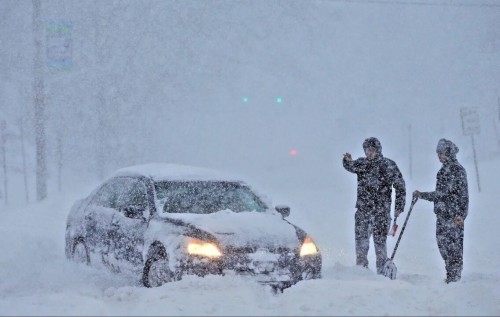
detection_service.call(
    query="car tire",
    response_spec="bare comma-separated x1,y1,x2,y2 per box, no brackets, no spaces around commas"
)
72,238,90,265
142,245,175,288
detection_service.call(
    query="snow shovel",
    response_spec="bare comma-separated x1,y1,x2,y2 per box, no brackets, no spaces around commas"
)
382,196,418,280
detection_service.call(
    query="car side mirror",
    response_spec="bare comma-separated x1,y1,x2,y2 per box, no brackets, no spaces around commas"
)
275,205,290,218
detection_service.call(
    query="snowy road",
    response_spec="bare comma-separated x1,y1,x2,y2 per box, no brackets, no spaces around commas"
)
1,161,498,316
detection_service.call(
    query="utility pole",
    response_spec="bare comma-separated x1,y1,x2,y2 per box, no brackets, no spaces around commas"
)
470,133,480,192
56,131,62,192
94,7,109,181
33,0,47,200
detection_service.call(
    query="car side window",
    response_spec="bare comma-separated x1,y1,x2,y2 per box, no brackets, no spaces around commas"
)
116,178,148,212
91,181,121,209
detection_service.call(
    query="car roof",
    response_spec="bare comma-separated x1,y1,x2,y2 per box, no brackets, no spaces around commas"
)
111,163,243,183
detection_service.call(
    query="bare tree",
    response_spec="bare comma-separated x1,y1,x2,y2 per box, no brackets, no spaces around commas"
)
0,120,7,205
18,118,30,202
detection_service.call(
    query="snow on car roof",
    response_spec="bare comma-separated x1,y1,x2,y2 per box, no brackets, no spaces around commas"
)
112,163,243,182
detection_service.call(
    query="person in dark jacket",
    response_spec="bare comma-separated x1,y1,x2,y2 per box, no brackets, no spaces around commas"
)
413,138,469,283
343,137,406,274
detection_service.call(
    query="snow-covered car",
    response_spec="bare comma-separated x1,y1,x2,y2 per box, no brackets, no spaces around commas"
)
65,163,321,290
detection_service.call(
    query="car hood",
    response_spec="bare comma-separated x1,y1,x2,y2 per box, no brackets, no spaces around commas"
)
163,209,300,250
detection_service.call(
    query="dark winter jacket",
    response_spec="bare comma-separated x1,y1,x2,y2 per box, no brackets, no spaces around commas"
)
420,151,469,221
343,154,406,216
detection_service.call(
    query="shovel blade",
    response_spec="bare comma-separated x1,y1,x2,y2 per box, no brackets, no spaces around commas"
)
382,259,397,280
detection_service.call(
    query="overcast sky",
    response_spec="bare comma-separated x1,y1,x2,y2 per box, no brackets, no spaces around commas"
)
0,0,499,201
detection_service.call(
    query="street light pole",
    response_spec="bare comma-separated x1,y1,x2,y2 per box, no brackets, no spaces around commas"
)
33,0,47,201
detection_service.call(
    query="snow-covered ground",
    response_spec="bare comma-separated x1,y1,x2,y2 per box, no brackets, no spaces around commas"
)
0,155,498,316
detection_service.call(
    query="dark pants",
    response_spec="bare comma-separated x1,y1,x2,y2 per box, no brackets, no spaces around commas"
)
355,209,390,274
436,217,464,281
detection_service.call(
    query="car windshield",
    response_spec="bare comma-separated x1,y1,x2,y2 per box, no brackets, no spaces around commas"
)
155,181,267,214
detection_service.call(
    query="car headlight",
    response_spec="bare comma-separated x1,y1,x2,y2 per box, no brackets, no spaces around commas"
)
186,238,222,258
300,236,319,257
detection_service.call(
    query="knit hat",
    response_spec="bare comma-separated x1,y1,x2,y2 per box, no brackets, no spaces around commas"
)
362,137,382,154
436,138,459,158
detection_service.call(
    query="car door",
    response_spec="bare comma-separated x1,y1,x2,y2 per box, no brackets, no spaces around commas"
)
84,179,122,263
108,177,150,273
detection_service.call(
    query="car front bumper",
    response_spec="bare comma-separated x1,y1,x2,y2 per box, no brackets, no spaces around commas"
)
178,249,322,288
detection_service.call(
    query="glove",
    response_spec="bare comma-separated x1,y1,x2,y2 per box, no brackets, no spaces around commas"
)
394,209,403,218
413,190,421,199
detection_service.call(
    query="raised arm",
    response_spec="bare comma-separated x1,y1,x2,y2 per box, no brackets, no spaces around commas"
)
343,153,366,174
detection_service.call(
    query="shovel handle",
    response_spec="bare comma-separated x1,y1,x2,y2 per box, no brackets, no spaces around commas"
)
389,196,418,260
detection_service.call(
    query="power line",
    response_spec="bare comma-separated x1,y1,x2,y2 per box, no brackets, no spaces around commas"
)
322,0,500,8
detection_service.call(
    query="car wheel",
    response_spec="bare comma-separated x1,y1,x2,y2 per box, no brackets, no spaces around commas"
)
72,238,90,265
142,247,174,287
